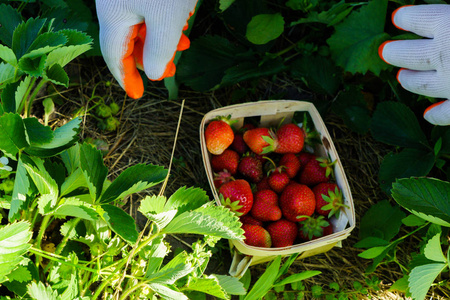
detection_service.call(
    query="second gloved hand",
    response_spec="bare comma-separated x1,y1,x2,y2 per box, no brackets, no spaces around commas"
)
379,5,450,126
96,0,198,99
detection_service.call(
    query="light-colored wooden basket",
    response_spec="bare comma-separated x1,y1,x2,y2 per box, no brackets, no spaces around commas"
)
200,100,355,274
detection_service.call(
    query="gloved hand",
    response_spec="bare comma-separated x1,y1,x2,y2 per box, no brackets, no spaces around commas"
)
378,5,450,126
96,0,198,99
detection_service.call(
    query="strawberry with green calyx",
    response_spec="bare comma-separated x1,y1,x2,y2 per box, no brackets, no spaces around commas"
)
260,122,305,154
205,115,237,155
266,219,298,248
243,127,274,155
238,153,263,183
251,189,282,222
265,156,290,194
279,153,301,179
298,215,333,241
211,149,240,175
219,179,253,216
213,170,234,189
313,183,348,218
242,224,272,248
279,182,315,222
299,157,336,186
240,214,263,227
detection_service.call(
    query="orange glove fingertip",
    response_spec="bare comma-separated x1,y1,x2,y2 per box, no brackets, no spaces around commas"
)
424,100,446,118
392,5,413,31
378,40,392,64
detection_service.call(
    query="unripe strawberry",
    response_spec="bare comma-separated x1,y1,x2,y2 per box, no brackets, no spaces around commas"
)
219,179,253,216
242,224,272,248
205,115,237,155
279,183,315,222
251,189,282,222
211,149,239,175
266,219,298,248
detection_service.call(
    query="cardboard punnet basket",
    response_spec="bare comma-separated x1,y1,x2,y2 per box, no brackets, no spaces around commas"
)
200,100,355,274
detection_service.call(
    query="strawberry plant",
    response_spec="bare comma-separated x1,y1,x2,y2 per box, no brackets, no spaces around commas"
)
356,177,450,300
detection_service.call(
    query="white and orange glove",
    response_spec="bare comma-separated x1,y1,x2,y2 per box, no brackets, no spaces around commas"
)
96,0,198,99
379,5,450,126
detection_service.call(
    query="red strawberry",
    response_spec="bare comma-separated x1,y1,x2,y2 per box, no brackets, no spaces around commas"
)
205,115,236,155
231,124,255,154
238,154,263,183
213,170,233,189
211,149,239,175
219,179,253,216
240,214,263,226
297,152,316,172
266,156,290,193
299,157,335,186
266,219,298,248
279,183,315,222
298,215,333,241
251,189,282,222
242,224,272,248
279,153,301,178
256,176,271,191
243,127,273,155
268,169,290,194
313,183,347,218
274,123,305,154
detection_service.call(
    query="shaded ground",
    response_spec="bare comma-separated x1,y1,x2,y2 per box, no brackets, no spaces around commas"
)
44,55,449,300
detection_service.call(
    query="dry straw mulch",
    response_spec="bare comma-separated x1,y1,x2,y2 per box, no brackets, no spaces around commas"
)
45,56,449,300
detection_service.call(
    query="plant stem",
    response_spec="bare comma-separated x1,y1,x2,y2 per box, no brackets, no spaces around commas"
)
26,79,48,118
21,77,37,118
34,214,52,269
119,282,149,300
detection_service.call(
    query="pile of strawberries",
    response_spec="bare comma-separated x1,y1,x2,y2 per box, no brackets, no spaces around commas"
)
205,115,347,248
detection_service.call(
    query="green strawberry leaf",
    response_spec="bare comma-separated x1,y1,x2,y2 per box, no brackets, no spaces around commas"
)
0,62,18,86
290,55,341,96
101,204,139,245
162,203,244,240
23,117,53,146
1,81,21,113
0,4,22,47
0,221,32,283
18,54,47,77
12,18,47,60
24,116,81,157
219,0,236,11
246,13,285,45
379,148,435,194
8,157,30,221
0,44,17,66
184,276,228,299
99,163,167,204
371,101,430,150
331,85,371,134
176,35,252,91
45,30,92,68
0,113,29,158
27,281,60,300
392,177,450,226
409,261,447,300
164,186,209,215
79,142,107,202
52,198,98,221
45,63,69,87
22,31,67,56
359,200,405,242
291,1,354,26
327,0,389,75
